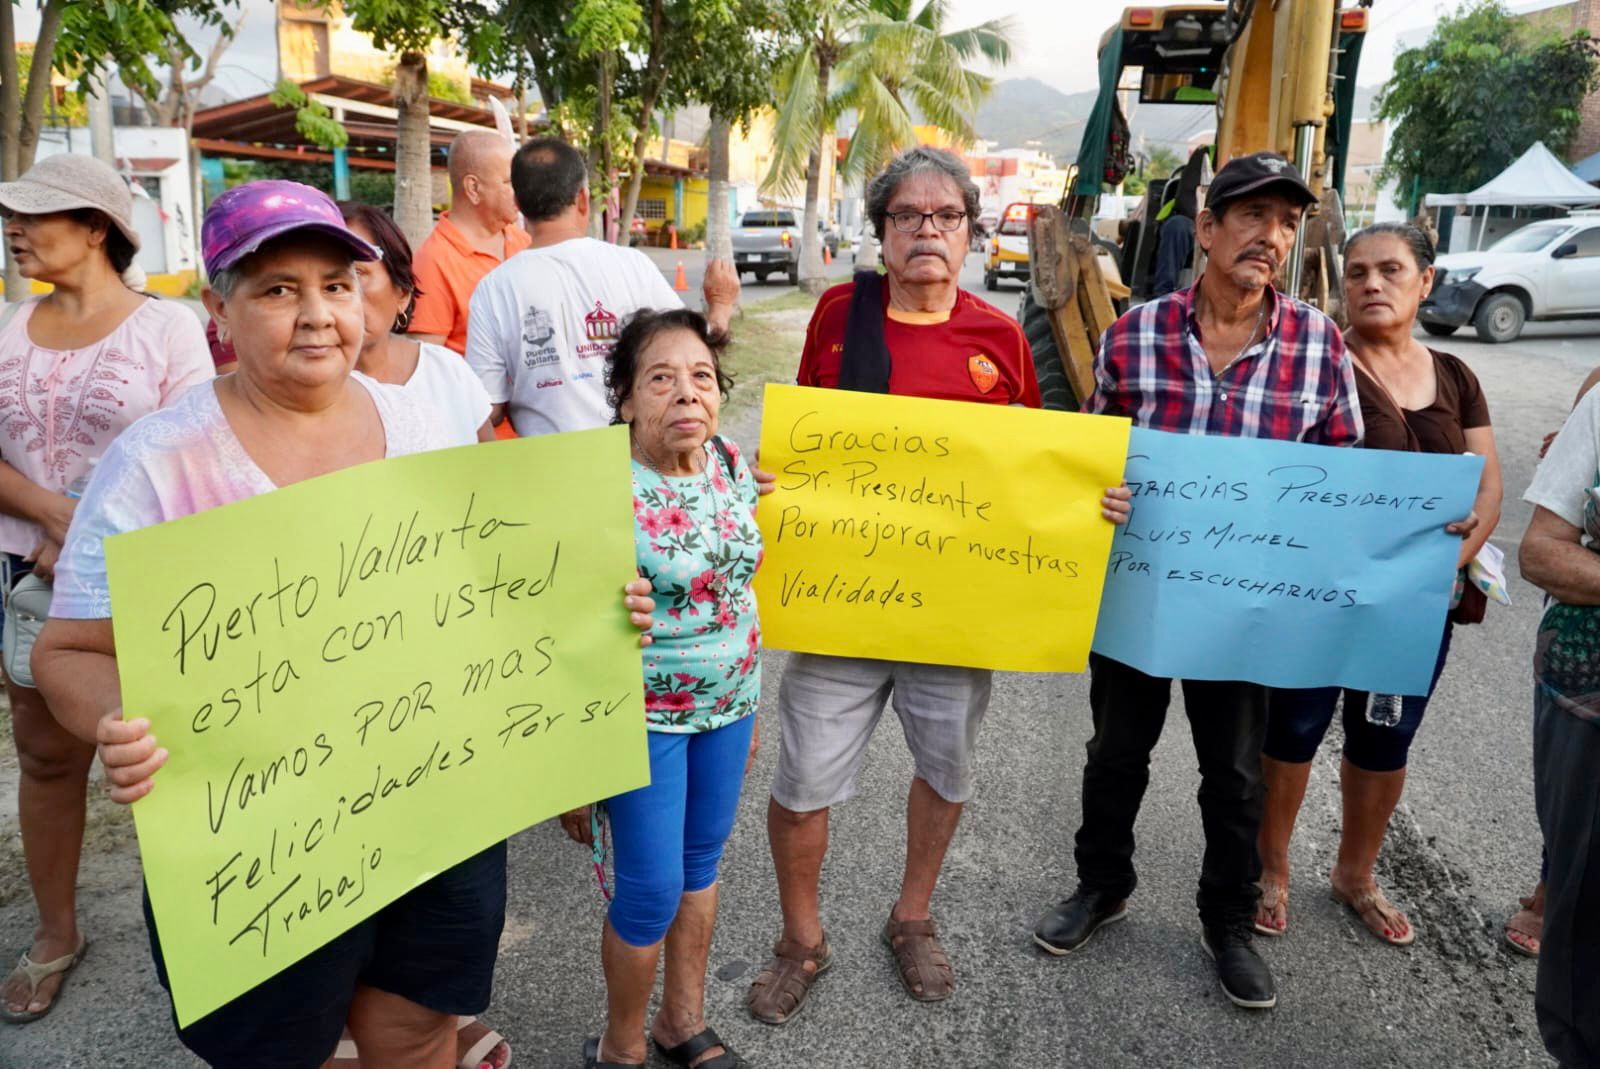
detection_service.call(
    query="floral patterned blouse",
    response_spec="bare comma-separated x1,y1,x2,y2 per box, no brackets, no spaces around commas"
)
633,436,762,733
0,297,212,555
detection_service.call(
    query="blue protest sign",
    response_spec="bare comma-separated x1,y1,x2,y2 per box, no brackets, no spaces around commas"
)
1090,428,1485,695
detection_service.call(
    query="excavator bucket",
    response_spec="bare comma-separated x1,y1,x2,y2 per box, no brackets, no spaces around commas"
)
1028,205,1076,310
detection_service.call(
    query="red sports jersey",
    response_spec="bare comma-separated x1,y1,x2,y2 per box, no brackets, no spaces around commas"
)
797,281,1041,407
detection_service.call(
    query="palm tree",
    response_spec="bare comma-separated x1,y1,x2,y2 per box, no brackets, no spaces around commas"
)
765,0,1012,291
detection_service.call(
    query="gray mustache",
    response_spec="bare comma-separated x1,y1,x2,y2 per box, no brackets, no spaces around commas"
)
1235,247,1279,270
909,243,948,260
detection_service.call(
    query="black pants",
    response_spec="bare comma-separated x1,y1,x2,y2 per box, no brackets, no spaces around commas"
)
1074,654,1268,928
1533,687,1600,1069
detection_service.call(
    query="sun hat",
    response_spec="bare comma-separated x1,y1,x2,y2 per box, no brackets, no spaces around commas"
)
0,153,141,251
202,180,379,277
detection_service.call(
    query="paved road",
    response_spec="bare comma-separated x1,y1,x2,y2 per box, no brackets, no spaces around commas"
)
0,261,1577,1068
638,246,855,309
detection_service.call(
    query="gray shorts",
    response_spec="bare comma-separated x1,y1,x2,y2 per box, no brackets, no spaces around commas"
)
771,653,992,811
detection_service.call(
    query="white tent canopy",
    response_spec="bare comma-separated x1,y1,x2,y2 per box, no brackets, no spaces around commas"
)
1425,141,1600,207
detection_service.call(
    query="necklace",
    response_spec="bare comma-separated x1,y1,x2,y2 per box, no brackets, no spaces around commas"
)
1223,297,1268,369
632,440,734,605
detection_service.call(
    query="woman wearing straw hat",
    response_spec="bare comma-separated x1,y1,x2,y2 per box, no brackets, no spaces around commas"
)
0,153,213,1024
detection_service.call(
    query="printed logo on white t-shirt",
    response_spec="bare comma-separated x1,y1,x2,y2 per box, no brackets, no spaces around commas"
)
522,305,560,368
577,301,620,362
584,301,620,342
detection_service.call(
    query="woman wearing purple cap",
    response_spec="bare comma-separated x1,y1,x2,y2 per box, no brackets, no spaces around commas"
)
0,153,213,1025
28,180,656,1068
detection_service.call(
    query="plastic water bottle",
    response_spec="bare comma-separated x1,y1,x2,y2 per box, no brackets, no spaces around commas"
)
1366,693,1404,727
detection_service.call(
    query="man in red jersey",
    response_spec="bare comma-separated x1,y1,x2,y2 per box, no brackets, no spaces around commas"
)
747,146,1129,1025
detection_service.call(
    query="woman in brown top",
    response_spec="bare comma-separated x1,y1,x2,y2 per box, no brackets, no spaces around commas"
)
1253,222,1503,947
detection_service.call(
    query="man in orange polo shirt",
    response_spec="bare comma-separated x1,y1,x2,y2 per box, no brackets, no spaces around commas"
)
409,128,530,354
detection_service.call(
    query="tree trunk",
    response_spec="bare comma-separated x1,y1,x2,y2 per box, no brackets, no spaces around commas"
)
392,51,433,248
3,0,65,299
798,56,833,295
1,1,20,184
617,153,647,246
590,52,613,240
615,0,665,245
706,112,733,261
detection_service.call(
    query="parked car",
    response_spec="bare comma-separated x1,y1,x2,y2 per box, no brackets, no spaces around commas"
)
819,219,842,257
1420,214,1600,343
985,203,1036,291
731,209,800,285
852,231,880,265
973,209,1000,251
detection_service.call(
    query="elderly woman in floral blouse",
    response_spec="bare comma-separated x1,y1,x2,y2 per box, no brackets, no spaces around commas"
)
562,308,761,1069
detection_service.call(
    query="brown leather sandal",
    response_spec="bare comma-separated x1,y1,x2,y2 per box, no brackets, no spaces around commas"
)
746,935,832,1025
882,917,954,1002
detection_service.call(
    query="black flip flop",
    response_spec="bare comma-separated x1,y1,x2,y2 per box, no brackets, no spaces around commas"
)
582,1036,644,1069
655,1026,746,1069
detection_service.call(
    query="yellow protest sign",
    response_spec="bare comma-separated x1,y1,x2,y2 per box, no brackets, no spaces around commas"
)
105,426,648,1027
755,385,1131,672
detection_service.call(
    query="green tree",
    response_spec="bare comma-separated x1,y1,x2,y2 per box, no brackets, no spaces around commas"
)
10,43,87,126
342,0,505,245
499,0,774,247
766,0,1012,291
684,0,780,258
1,0,238,294
1377,0,1600,212
1145,145,1182,180
613,0,775,246
832,0,1011,180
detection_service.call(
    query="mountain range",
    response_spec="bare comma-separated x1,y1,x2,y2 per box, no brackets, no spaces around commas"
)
975,77,1381,164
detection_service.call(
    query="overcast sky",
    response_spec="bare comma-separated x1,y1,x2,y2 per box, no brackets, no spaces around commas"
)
13,0,1478,101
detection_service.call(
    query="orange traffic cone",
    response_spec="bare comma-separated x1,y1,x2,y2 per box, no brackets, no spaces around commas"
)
673,261,689,292
823,244,833,265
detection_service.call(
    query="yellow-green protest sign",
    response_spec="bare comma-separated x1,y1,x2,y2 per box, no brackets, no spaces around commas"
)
105,426,648,1027
755,385,1131,672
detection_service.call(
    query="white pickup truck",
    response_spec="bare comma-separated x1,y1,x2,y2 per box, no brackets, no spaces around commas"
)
731,209,800,285
1420,215,1600,343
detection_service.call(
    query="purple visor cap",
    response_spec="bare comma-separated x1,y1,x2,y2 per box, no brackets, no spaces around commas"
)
202,180,380,276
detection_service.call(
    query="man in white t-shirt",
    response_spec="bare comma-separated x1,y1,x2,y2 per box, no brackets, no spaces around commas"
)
465,137,739,435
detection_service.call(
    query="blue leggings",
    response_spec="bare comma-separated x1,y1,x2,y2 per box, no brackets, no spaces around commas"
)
1264,622,1454,773
606,716,755,947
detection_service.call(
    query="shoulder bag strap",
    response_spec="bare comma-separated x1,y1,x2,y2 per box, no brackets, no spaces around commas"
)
711,435,737,482
837,270,892,394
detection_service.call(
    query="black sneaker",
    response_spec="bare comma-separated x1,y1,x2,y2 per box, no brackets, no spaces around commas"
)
1201,925,1277,1009
1032,889,1129,956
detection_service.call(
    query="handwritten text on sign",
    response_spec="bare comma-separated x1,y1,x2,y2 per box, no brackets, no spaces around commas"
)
1090,427,1483,694
754,385,1131,672
106,427,648,1027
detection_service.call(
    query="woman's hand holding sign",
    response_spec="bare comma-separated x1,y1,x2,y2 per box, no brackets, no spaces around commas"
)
97,713,167,804
625,577,657,647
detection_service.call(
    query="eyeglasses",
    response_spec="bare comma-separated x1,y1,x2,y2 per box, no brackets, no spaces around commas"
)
886,210,967,233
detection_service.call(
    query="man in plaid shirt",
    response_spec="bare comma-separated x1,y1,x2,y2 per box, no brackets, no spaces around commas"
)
1033,153,1362,1011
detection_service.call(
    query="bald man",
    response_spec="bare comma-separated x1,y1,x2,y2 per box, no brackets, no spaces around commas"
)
410,128,532,354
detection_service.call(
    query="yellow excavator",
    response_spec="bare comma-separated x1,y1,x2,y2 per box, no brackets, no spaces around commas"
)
1025,1,1374,410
